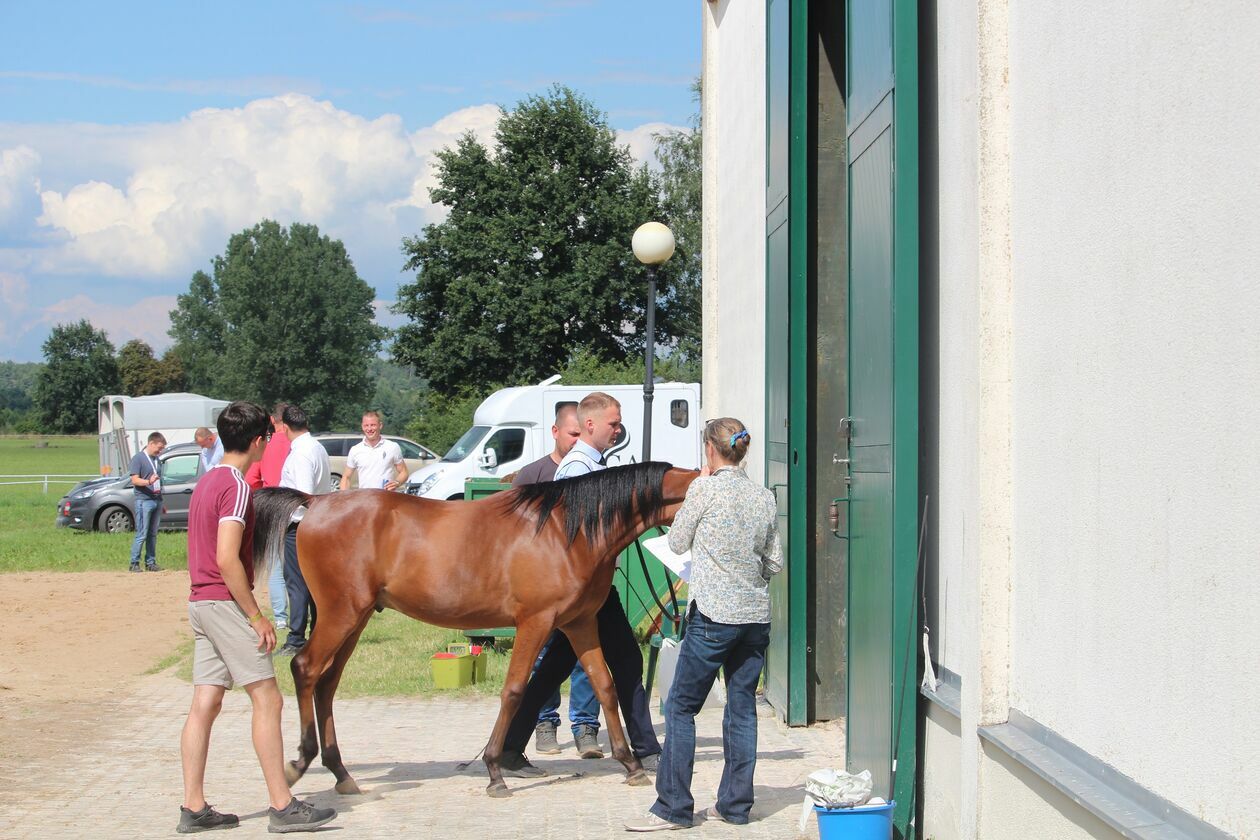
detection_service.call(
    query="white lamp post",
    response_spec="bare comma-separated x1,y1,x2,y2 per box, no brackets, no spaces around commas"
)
631,221,676,461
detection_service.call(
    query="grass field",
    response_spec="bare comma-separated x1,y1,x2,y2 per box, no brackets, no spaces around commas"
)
0,435,190,573
0,435,519,697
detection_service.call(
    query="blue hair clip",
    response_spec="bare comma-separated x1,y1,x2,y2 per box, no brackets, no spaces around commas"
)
729,430,750,447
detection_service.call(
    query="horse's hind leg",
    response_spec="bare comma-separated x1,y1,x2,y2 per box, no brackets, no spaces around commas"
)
286,604,371,788
482,616,554,798
315,619,370,794
563,619,648,785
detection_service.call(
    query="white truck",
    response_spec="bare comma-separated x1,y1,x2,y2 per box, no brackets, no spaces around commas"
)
98,393,229,476
406,375,702,499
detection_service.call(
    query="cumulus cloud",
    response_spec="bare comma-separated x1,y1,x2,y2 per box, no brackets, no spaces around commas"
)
0,146,42,231
38,294,180,352
616,122,688,171
32,95,503,279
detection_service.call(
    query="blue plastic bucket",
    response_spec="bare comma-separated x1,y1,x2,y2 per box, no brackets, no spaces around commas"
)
814,800,895,840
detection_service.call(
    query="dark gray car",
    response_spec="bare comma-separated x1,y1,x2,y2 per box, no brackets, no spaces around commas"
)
55,442,207,532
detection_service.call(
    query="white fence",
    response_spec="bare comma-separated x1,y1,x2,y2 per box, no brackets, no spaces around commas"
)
0,474,100,492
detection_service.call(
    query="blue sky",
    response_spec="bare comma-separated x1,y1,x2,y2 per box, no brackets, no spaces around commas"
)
0,1,700,362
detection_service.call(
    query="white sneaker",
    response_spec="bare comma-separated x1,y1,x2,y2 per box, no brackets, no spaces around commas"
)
275,620,288,631
624,813,687,832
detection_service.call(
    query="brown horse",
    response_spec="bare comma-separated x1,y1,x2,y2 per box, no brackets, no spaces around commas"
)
252,461,698,797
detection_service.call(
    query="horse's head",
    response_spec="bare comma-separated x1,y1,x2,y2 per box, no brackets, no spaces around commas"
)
658,467,701,525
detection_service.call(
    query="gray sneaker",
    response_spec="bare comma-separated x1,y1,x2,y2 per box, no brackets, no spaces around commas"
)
267,798,336,833
499,750,548,778
574,724,604,759
177,803,239,833
638,752,661,772
534,721,561,754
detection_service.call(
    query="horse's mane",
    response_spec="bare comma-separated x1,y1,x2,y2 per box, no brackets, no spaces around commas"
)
507,461,673,545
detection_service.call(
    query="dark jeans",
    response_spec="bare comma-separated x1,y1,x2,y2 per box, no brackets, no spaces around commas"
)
505,587,661,758
283,526,316,644
651,607,770,827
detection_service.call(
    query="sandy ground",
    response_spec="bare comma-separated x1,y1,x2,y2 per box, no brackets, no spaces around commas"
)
0,570,213,783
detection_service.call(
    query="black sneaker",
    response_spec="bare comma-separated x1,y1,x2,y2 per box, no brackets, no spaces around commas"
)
499,750,547,778
267,798,336,833
146,563,162,572
129,564,142,573
638,752,661,772
177,803,240,833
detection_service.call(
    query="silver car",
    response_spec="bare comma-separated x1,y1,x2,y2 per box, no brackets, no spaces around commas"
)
55,442,206,532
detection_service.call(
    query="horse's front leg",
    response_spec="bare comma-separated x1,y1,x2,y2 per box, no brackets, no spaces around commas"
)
482,616,554,798
563,618,648,786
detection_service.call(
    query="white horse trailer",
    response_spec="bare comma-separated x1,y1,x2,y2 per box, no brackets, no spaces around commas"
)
98,393,229,476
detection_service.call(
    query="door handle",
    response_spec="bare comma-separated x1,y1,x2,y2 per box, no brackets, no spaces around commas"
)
828,497,850,540
182,488,193,494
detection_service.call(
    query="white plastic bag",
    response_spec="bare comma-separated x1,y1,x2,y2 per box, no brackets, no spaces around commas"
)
795,769,874,836
656,637,724,711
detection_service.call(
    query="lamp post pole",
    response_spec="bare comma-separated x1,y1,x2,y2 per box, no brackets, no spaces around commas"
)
632,221,674,464
643,265,658,462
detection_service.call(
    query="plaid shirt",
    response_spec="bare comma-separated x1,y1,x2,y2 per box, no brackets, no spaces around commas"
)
667,466,783,624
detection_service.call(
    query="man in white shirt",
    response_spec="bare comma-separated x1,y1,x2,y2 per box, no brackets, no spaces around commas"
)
277,404,331,656
339,411,407,491
195,427,225,471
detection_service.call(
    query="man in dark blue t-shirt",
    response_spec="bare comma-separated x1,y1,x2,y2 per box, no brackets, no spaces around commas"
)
128,431,167,572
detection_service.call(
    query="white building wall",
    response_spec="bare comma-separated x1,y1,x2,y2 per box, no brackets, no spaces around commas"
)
701,0,767,484
1005,2,1260,835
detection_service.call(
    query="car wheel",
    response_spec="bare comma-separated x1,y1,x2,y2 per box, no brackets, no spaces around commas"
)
330,473,342,487
446,493,464,501
99,505,134,533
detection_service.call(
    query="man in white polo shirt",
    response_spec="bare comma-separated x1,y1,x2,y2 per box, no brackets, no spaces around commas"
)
339,411,408,491
277,404,331,657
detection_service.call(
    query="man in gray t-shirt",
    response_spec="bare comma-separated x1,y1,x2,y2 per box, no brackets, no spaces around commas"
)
128,432,167,572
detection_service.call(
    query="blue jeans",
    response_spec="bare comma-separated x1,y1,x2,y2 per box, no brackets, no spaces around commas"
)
267,556,288,626
651,608,770,827
130,496,161,568
535,647,600,732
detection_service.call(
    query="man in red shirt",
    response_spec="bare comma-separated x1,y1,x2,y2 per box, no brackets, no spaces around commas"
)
178,401,336,834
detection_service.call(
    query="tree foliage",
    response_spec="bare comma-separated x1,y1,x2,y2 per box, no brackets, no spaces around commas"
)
169,220,384,430
0,361,42,432
117,340,185,396
34,320,120,433
393,86,689,395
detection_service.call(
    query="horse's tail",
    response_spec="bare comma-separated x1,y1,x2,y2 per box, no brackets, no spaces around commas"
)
252,487,316,576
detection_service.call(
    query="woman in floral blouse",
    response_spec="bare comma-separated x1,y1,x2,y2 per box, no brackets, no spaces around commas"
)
625,418,783,833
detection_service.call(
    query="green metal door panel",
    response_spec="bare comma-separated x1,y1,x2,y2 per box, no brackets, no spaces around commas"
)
765,458,790,711
847,469,893,795
846,0,893,130
767,0,790,213
849,126,894,450
845,0,918,835
767,220,790,447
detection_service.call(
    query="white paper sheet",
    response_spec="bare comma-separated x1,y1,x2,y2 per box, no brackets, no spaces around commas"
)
642,534,692,582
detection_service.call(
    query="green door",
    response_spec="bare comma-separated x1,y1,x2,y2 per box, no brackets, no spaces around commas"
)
765,0,810,726
845,0,918,836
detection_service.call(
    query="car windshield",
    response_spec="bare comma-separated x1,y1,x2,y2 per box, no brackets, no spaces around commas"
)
443,425,490,462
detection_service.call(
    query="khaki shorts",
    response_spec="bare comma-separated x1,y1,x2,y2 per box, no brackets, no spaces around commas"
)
188,600,276,689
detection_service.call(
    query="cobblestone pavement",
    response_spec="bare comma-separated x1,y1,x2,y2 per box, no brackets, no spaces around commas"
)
0,673,843,839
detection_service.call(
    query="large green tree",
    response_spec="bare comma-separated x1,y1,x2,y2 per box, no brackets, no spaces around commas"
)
34,320,120,433
393,86,687,394
169,220,384,429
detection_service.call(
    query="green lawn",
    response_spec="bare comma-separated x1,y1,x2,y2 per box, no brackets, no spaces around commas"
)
0,435,189,573
0,435,521,697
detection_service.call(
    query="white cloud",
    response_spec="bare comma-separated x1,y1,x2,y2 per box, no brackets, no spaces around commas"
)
31,95,504,279
617,122,688,170
37,294,179,352
0,146,42,230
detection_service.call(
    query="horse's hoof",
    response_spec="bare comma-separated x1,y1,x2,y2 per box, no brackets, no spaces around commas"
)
626,770,651,786
335,777,363,795
284,760,304,786
486,781,512,798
